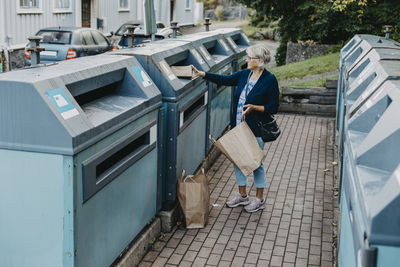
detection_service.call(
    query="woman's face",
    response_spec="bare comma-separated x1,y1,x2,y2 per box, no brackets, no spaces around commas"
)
246,54,262,71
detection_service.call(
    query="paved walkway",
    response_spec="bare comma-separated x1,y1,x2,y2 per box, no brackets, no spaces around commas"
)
140,114,338,267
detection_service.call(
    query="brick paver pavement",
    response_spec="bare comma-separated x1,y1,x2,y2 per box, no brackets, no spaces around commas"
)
139,114,338,267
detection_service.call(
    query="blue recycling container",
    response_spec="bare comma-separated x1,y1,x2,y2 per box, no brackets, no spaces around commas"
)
170,31,236,150
111,39,211,209
339,77,400,267
215,28,252,72
0,54,163,267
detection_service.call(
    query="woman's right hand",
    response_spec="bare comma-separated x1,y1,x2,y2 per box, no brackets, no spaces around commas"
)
191,65,205,78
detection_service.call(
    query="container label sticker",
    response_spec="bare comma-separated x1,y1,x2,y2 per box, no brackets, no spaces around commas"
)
131,66,152,87
219,39,230,51
241,33,250,43
191,49,205,65
200,45,212,61
159,60,176,81
46,88,79,120
227,38,238,50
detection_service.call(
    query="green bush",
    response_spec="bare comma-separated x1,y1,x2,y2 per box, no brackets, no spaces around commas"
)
215,5,224,21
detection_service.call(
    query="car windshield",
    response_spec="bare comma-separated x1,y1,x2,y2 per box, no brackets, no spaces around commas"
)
37,30,72,44
119,35,164,46
115,24,142,36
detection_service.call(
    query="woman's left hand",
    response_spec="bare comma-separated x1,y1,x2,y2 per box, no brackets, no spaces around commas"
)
242,104,264,116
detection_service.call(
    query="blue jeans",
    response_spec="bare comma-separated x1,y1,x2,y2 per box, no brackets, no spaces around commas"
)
233,137,266,188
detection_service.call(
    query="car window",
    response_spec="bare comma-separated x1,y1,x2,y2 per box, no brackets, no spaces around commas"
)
37,31,72,44
91,31,109,46
82,31,96,45
115,24,129,36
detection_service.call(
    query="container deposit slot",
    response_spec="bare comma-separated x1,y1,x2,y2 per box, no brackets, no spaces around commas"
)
179,89,207,132
82,123,156,202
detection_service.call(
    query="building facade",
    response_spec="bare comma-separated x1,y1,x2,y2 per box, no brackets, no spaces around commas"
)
0,0,203,48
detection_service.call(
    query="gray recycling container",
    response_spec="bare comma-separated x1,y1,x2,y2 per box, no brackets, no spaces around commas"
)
336,34,372,130
171,31,236,150
337,35,400,144
336,36,400,195
111,39,210,209
215,28,252,71
0,54,163,267
339,78,400,267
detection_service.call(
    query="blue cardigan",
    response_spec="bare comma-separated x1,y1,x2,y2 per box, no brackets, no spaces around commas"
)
205,68,280,135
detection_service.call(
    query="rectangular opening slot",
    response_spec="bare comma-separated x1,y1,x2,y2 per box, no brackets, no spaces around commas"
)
165,50,204,81
231,33,247,47
65,67,147,125
82,123,156,202
347,47,363,68
349,58,370,81
96,132,149,181
348,72,377,101
343,39,356,53
74,81,121,106
204,40,226,57
183,96,205,123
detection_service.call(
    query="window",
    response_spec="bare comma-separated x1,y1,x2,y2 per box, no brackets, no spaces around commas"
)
18,0,42,13
37,30,72,44
54,0,71,12
185,0,190,9
91,31,109,46
119,0,129,11
81,31,96,45
19,0,39,8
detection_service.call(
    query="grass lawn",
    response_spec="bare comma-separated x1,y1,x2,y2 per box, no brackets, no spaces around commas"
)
287,75,339,87
270,52,340,82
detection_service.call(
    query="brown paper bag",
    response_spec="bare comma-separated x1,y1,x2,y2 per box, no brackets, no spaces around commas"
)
178,170,210,229
212,121,264,176
170,65,194,78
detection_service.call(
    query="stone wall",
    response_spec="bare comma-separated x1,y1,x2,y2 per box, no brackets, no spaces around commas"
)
286,41,332,64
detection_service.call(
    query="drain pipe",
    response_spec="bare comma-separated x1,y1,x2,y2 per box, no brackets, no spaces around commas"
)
170,21,179,38
384,25,392,40
204,18,211,32
27,36,44,66
125,25,137,47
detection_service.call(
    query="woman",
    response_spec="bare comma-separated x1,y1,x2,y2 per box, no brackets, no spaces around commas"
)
192,43,280,213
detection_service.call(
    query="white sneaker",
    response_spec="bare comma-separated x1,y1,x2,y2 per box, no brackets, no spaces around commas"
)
244,198,265,213
226,194,250,208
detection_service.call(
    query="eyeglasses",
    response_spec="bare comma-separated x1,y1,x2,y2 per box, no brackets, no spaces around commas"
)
246,56,260,60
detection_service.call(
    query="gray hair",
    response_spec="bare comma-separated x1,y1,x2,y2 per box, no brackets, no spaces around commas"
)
246,44,271,69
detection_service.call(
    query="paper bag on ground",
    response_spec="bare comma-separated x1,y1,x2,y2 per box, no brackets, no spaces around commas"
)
170,65,193,78
213,121,264,176
178,170,210,229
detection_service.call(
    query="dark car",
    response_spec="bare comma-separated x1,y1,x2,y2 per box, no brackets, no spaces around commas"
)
25,27,114,65
118,27,182,47
110,20,179,46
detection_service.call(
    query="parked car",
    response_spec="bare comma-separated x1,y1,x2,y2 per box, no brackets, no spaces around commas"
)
109,20,179,46
118,27,182,47
25,27,114,65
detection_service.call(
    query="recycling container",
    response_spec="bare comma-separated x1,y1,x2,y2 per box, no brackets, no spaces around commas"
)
337,35,400,148
171,31,236,149
0,54,162,267
111,39,210,209
339,78,400,267
215,28,252,71
336,36,400,194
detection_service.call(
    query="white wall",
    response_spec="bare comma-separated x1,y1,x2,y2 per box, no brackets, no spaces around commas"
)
97,0,142,34
154,0,170,27
0,0,76,46
173,0,195,26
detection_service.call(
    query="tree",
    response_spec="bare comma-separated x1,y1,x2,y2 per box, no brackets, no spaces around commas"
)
237,0,400,65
